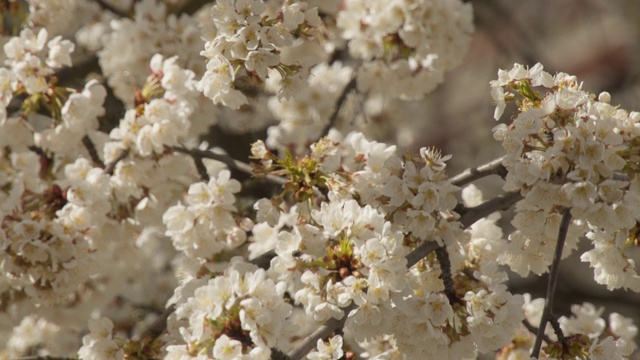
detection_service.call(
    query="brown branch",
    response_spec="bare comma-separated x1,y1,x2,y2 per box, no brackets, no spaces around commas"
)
288,304,355,360
250,249,275,269
531,207,572,358
192,154,210,182
435,246,459,304
170,146,287,187
523,319,553,344
138,304,175,340
318,76,357,139
104,148,130,175
82,135,104,167
405,241,441,269
458,190,523,228
450,155,508,187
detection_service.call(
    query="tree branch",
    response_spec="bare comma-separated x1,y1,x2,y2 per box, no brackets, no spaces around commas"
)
522,319,553,345
405,241,441,269
530,207,572,358
450,155,508,187
104,148,130,175
82,135,104,167
458,189,523,228
318,76,357,139
170,146,287,187
288,304,355,360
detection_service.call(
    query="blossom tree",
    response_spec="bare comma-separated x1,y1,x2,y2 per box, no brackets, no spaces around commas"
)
0,0,638,359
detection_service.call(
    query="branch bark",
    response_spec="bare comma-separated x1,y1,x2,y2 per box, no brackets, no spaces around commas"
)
318,76,357,139
450,155,508,187
530,207,572,358
287,304,355,360
170,146,287,187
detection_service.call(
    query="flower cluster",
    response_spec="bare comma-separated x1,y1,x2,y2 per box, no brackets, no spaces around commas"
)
312,132,462,247
248,135,532,358
99,0,204,104
25,0,101,38
166,259,293,359
199,0,323,108
0,182,97,305
354,269,524,359
107,54,198,158
1,27,106,160
307,335,344,360
3,27,74,94
37,79,107,159
77,317,124,360
492,63,640,290
337,0,474,100
163,169,246,260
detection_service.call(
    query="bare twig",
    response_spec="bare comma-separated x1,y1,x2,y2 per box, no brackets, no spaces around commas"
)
450,155,508,187
288,304,356,360
531,207,572,358
458,189,523,228
435,246,458,304
104,148,130,175
171,146,287,187
318,76,357,139
193,154,210,182
82,135,104,167
522,319,553,344
405,241,441,269
138,304,176,340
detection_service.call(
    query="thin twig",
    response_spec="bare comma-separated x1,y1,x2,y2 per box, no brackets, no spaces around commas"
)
288,304,355,360
82,135,104,167
171,146,287,187
104,148,130,175
450,155,508,187
138,304,175,340
193,154,210,182
522,319,553,344
92,0,130,18
530,207,572,358
435,246,458,304
548,316,570,356
458,189,523,228
318,76,357,139
405,241,441,269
